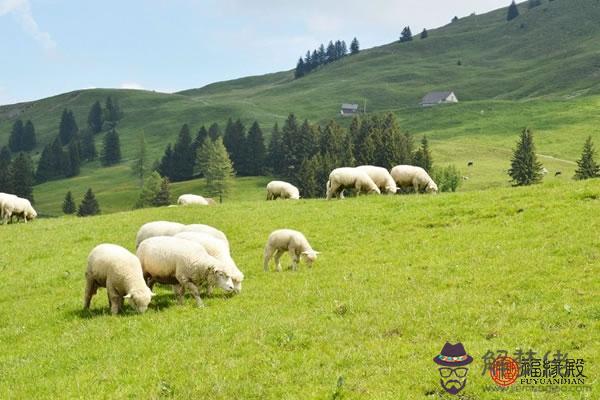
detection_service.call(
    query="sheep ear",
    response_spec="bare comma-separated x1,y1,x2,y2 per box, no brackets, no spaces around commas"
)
124,293,132,299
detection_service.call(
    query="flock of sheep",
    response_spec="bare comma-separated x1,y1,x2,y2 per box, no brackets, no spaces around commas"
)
84,221,318,314
0,192,37,224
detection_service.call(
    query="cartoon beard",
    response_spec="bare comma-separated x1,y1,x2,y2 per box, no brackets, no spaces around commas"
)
440,378,467,395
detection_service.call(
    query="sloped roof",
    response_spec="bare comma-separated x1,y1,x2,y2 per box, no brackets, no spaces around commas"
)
341,103,359,110
421,91,454,104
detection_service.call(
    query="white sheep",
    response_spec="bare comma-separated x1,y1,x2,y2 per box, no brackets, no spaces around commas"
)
177,194,210,206
326,167,381,199
174,231,244,293
264,229,319,271
84,244,154,314
135,221,185,248
180,224,228,244
136,236,234,307
0,194,37,224
390,165,438,194
266,181,300,200
356,165,398,194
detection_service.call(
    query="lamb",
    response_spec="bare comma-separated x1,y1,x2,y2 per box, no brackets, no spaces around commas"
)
326,167,381,200
266,181,300,200
135,221,185,248
174,231,244,293
177,194,210,206
264,229,319,272
390,165,438,194
0,194,37,224
136,236,234,307
356,165,398,194
84,244,154,314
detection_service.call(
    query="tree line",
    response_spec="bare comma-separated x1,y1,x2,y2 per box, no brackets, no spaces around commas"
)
295,37,360,79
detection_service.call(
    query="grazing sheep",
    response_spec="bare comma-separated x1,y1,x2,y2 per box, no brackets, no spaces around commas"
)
135,221,185,248
356,165,398,194
84,244,154,314
390,165,438,194
555,171,562,177
205,198,217,205
542,167,549,175
467,161,474,167
180,224,228,243
326,167,381,200
177,194,210,206
462,176,470,181
264,229,319,272
137,236,234,307
174,231,244,293
266,180,300,200
0,194,37,224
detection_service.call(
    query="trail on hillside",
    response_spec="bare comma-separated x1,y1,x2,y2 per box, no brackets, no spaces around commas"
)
536,154,576,165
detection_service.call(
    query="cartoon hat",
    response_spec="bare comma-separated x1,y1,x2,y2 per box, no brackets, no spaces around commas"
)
433,342,473,367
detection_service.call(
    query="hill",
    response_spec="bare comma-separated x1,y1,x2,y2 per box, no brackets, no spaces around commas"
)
1,0,600,214
1,179,598,398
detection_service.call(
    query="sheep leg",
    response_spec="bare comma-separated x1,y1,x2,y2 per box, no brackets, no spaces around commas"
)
83,279,98,309
183,281,204,307
174,284,186,304
107,283,122,315
274,249,284,272
263,245,274,271
290,249,300,271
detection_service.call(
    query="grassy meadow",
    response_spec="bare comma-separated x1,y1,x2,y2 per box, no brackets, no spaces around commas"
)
0,178,598,399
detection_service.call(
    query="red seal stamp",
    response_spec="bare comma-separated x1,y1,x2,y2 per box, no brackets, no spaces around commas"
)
490,356,519,387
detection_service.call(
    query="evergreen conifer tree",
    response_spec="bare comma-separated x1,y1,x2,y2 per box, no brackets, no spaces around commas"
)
267,123,285,175
171,124,195,181
245,121,266,176
413,135,433,172
152,176,171,206
400,26,413,42
507,1,520,21
295,58,306,79
508,128,543,186
208,123,221,140
59,109,78,145
87,100,104,134
197,137,234,202
66,139,81,177
22,120,36,151
81,130,97,161
420,29,428,39
350,37,360,54
223,119,247,175
0,146,12,193
193,126,209,154
104,96,123,126
8,119,24,152
134,171,167,208
131,132,149,186
158,144,175,179
101,129,121,166
77,188,100,216
574,136,600,180
62,191,76,214
10,152,35,201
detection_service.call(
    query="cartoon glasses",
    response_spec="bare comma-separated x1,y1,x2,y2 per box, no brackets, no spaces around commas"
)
438,368,468,378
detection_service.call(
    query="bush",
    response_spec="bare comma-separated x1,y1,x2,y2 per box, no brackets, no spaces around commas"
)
432,165,462,192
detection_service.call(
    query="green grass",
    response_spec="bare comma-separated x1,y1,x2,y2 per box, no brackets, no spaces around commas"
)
1,0,600,214
0,178,598,399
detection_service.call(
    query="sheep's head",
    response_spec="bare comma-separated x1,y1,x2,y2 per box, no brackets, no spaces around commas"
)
210,268,235,293
231,271,244,293
301,250,320,265
426,181,438,194
384,184,398,194
125,287,155,313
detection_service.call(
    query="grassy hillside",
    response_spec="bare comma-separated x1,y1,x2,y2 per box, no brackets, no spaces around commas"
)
0,179,598,399
0,0,599,214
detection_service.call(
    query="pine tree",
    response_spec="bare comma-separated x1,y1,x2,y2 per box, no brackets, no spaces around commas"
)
171,124,195,181
296,156,320,198
59,109,78,145
318,44,326,65
81,130,97,161
77,188,100,216
420,29,428,39
507,1,520,21
574,136,600,180
341,40,348,56
104,96,123,126
400,26,413,42
223,119,247,175
413,135,433,172
326,41,336,63
134,171,164,208
193,126,209,154
208,123,221,140
320,120,354,166
101,129,121,166
295,58,306,79
245,121,266,176
152,177,171,206
281,114,300,178
267,123,285,175
87,100,104,134
22,120,36,151
350,37,360,54
8,119,24,152
131,132,149,187
66,139,81,177
62,191,76,214
0,146,12,193
197,137,234,202
36,144,55,183
158,144,175,179
508,128,543,186
10,152,35,202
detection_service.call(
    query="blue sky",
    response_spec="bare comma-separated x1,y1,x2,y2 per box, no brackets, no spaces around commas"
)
0,0,510,105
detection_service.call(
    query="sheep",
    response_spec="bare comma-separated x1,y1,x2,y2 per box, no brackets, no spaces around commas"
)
555,171,562,177
180,224,228,244
541,167,549,175
266,181,300,200
356,165,398,194
390,165,438,194
177,194,210,206
264,229,319,272
174,231,244,293
135,221,185,248
136,236,234,307
467,161,474,167
0,194,37,224
84,244,154,314
326,167,381,200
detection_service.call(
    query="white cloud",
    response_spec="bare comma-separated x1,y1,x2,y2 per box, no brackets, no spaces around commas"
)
0,0,57,53
119,82,145,90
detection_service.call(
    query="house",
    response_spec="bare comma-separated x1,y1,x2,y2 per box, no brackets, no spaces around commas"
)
420,91,459,107
340,103,359,116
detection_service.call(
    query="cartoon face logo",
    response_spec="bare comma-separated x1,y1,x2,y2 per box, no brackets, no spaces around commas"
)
433,342,473,395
